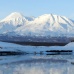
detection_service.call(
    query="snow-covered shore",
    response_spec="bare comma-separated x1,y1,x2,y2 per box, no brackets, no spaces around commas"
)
0,41,74,52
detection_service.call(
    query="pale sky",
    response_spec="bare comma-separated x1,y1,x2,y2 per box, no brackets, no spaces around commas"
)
0,0,74,19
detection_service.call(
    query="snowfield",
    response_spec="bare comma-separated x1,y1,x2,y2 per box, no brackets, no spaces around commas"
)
0,41,74,53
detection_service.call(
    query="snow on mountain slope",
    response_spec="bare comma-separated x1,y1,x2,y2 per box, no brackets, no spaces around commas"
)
15,14,74,36
0,12,34,34
0,12,74,37
0,12,30,26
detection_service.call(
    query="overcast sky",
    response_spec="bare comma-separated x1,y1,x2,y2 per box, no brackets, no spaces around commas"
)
0,0,74,19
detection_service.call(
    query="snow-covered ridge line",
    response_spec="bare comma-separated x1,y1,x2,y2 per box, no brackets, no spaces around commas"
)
0,12,74,37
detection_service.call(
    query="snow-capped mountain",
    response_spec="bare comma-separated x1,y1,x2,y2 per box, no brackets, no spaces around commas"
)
0,12,34,34
0,12,74,37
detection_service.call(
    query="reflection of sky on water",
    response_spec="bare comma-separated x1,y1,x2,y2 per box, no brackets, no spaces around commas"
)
0,62,74,74
0,55,74,74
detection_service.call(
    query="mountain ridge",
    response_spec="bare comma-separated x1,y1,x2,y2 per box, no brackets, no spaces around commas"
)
0,12,74,37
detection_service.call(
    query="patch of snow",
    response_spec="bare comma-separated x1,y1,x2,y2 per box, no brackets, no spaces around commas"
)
0,41,74,53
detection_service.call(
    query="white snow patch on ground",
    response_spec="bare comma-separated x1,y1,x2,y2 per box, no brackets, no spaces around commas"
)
0,41,74,52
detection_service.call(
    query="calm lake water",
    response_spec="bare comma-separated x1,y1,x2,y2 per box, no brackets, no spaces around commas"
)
0,54,74,74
